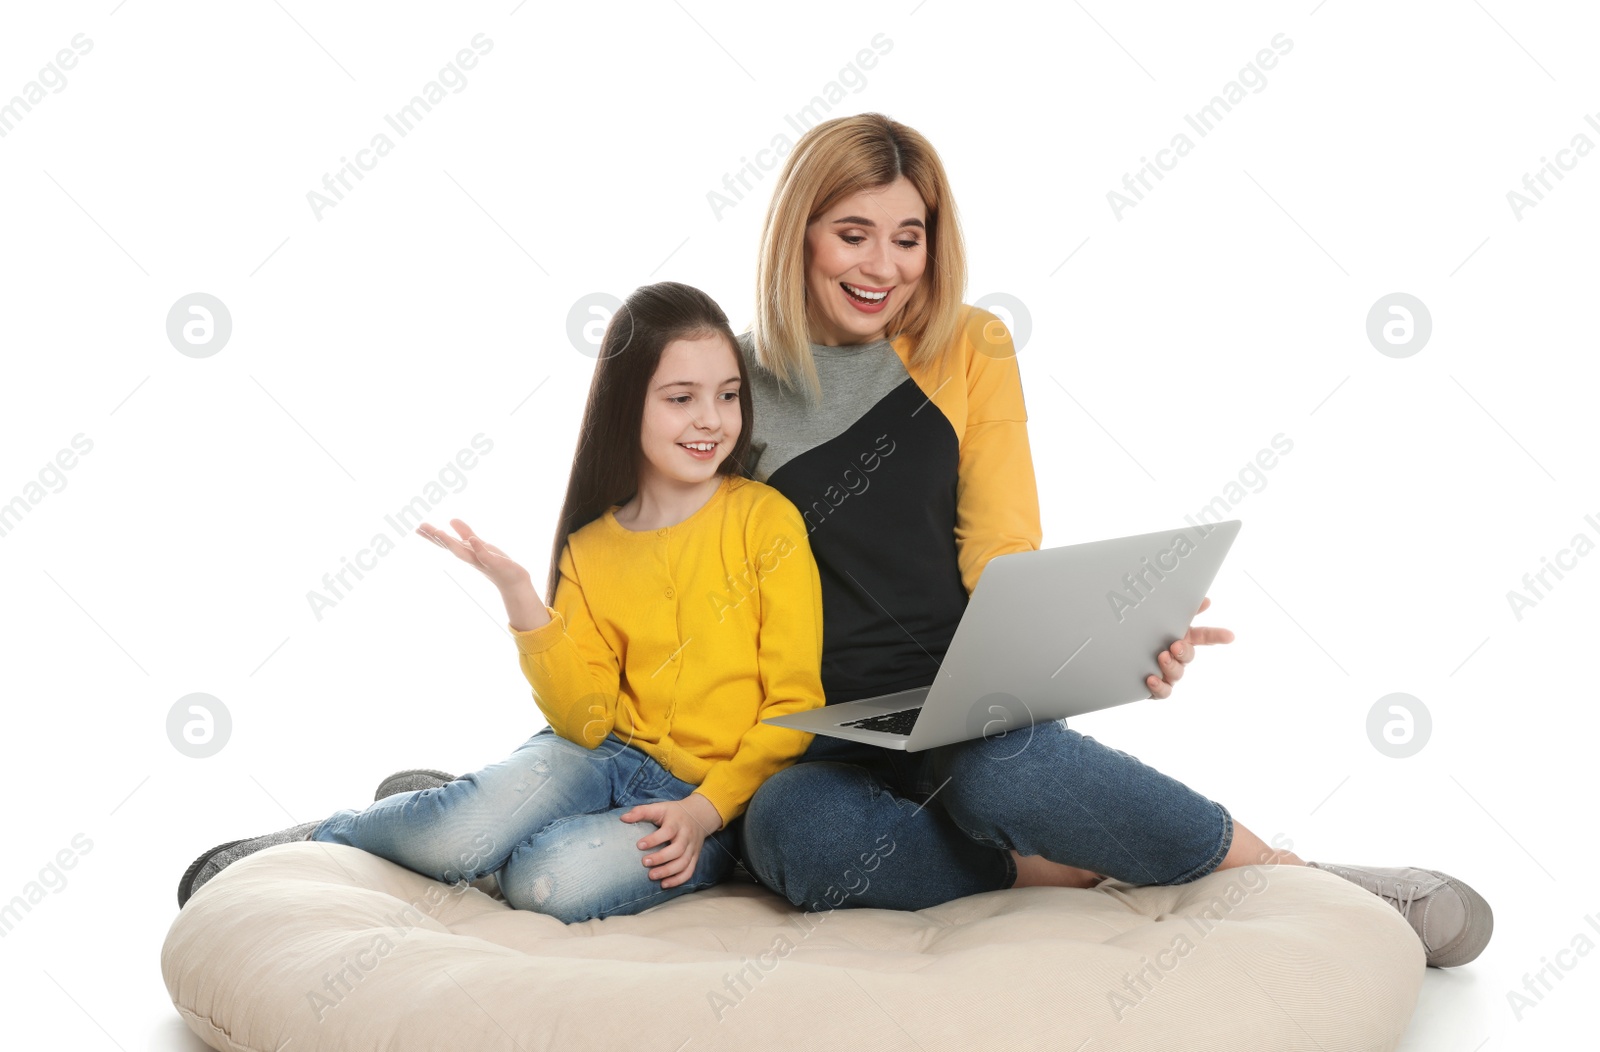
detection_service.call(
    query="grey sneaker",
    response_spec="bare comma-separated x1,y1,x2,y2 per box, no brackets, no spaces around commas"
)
374,768,457,801
177,821,322,909
1309,862,1493,967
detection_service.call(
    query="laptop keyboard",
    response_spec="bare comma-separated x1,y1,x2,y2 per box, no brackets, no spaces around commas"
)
841,706,922,736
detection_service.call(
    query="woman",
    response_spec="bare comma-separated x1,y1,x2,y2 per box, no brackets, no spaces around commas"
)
724,112,1490,969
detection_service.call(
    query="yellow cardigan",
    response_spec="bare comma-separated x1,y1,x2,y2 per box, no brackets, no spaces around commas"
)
510,476,824,826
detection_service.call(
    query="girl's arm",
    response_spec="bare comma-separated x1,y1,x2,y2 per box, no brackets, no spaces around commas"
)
415,520,619,743
511,543,620,747
690,495,826,827
500,578,551,633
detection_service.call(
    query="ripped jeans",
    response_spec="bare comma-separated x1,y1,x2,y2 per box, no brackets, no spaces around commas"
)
310,727,743,923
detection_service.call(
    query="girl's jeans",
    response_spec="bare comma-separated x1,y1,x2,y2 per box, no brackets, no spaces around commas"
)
310,727,743,924
739,718,1234,912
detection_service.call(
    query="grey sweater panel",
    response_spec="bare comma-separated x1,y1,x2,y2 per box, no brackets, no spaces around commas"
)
735,330,909,481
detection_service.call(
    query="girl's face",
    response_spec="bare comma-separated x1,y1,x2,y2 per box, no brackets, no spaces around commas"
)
636,333,743,492
803,175,929,347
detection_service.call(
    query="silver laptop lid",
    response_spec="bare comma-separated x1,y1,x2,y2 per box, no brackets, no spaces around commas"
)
905,520,1241,750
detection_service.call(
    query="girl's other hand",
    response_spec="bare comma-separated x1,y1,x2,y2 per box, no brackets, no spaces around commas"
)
621,792,723,889
416,519,531,593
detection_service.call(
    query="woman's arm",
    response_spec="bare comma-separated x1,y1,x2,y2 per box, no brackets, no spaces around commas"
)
948,308,1233,696
952,306,1044,595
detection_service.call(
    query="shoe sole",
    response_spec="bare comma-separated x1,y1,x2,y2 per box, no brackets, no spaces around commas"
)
1426,871,1494,968
177,837,250,909
374,768,457,801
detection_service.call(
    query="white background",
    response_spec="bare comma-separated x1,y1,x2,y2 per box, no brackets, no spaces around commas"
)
1,1,1595,1049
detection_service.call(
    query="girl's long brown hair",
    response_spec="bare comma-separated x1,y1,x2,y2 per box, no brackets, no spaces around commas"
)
545,281,754,605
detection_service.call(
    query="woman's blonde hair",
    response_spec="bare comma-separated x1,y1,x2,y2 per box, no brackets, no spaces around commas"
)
751,112,968,401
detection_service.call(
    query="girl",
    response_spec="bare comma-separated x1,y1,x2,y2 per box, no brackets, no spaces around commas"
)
176,281,827,923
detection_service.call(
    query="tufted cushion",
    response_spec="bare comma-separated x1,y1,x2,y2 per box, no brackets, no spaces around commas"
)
161,841,1423,1051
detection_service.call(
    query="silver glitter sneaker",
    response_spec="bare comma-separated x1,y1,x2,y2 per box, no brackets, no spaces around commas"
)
1309,862,1493,967
177,821,322,909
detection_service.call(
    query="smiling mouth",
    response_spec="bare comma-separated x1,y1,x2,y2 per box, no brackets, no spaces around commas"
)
841,282,891,304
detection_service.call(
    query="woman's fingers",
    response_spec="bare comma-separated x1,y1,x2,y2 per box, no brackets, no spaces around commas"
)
1147,642,1187,698
1143,602,1232,700
1158,648,1185,684
1183,599,1234,647
1186,625,1235,646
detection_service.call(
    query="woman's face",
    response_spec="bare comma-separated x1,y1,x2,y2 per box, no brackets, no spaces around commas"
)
803,175,928,346
636,333,743,492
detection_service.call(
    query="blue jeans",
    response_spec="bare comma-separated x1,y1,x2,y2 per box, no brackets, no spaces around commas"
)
739,718,1233,912
310,728,743,923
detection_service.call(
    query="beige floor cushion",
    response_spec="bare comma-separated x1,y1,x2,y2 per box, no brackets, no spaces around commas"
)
162,841,1423,1051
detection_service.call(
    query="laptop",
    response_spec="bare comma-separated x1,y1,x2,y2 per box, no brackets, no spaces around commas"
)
763,520,1241,751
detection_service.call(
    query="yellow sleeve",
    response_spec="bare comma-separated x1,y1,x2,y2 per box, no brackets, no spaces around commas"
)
510,542,618,748
953,307,1044,596
692,494,825,826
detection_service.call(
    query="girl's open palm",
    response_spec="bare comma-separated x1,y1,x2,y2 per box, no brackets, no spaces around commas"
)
416,519,531,593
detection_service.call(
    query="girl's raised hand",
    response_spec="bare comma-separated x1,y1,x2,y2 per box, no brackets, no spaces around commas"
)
416,518,531,593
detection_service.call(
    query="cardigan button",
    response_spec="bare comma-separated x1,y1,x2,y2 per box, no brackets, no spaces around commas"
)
657,528,668,537
664,587,675,598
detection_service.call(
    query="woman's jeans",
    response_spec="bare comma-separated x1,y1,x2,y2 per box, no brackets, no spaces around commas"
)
310,728,743,924
739,717,1233,912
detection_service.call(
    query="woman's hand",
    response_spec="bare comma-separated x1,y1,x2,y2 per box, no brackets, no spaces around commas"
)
621,792,723,889
1146,596,1234,699
416,518,531,592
